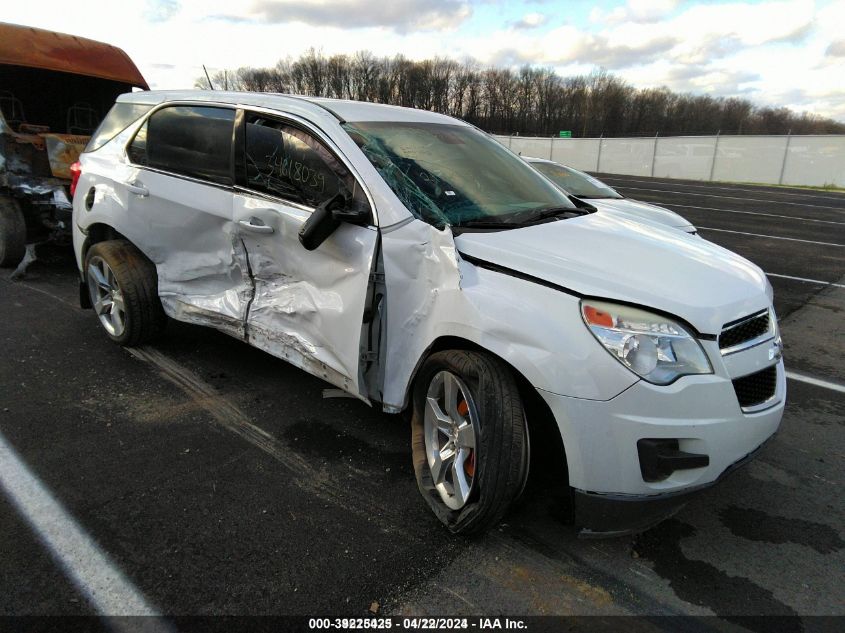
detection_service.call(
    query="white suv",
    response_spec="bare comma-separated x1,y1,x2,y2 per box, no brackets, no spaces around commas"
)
72,91,785,535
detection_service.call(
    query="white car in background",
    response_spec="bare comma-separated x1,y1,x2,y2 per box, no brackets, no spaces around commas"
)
524,157,697,234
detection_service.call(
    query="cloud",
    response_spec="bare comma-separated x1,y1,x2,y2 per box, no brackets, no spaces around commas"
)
510,12,547,29
661,65,761,96
488,29,680,70
826,39,845,57
678,33,745,64
591,0,680,25
215,0,472,32
145,0,180,22
773,86,845,120
580,35,680,68
764,20,814,45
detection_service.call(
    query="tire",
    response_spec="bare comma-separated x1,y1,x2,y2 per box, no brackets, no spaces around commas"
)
411,350,529,534
0,195,26,267
84,240,166,346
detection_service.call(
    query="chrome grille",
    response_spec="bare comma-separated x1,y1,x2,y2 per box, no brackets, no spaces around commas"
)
732,365,777,410
720,310,771,353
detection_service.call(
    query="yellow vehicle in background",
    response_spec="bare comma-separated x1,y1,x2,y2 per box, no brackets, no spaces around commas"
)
0,22,147,270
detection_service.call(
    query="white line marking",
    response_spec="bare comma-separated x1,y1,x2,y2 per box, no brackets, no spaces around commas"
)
598,176,845,202
697,226,845,247
659,203,845,226
0,430,161,616
608,185,845,211
786,371,845,394
766,273,845,288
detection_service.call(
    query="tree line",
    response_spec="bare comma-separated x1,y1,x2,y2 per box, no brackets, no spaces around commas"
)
196,49,845,137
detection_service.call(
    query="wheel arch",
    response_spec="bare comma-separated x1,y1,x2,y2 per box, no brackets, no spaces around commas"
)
80,222,130,265
406,335,570,494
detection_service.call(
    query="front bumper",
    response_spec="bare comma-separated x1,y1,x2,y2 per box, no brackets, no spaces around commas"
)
572,435,772,537
538,359,785,529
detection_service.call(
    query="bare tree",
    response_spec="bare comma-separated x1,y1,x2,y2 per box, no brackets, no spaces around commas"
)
194,51,845,136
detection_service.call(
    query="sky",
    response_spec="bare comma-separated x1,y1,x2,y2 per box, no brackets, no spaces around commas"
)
3,0,844,121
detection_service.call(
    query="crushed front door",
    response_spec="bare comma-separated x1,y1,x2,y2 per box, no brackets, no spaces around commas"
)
233,112,377,397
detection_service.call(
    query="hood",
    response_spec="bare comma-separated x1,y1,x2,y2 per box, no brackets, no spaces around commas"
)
587,197,695,232
454,213,769,335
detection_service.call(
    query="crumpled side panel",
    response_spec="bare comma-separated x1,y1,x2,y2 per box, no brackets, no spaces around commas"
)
381,220,462,410
233,190,378,397
156,226,253,338
245,247,353,391
380,219,640,411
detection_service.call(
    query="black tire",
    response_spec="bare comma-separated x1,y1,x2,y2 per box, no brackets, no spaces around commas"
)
84,240,166,346
0,195,26,267
411,350,529,534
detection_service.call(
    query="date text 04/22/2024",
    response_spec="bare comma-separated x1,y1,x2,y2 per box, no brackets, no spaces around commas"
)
307,618,528,630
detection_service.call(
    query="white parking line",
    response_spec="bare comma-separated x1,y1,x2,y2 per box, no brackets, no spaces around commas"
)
698,226,845,247
609,185,845,211
0,430,162,617
766,273,845,289
657,203,845,226
598,176,845,203
786,371,845,394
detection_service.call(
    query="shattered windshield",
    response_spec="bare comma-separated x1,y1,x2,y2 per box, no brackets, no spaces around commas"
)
530,161,622,199
342,121,576,228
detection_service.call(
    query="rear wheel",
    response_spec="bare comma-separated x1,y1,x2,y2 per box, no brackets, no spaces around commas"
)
84,240,166,345
411,350,529,534
0,195,26,267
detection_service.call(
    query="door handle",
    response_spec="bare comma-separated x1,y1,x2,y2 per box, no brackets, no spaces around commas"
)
238,218,275,234
124,181,148,197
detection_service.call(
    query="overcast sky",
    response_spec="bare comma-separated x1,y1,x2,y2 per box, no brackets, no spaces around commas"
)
3,0,844,121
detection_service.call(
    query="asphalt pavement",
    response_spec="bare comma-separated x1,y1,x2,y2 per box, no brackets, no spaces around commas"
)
1,175,843,629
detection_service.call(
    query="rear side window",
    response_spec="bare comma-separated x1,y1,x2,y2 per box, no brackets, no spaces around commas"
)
244,115,367,210
128,105,235,186
85,103,152,152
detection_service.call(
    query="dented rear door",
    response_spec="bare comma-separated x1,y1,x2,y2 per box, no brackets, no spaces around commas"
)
123,104,253,338
233,112,377,397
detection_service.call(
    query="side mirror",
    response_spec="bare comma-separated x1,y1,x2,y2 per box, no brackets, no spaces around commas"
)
298,192,343,251
298,190,372,251
332,203,370,225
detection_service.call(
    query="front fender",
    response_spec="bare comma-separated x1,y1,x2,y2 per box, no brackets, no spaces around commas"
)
380,220,638,411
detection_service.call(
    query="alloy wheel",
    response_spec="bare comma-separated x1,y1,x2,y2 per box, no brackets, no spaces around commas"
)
424,370,478,510
87,256,126,337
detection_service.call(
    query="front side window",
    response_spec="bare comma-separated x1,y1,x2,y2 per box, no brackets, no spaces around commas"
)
530,162,622,199
342,121,577,228
127,105,235,186
244,115,368,211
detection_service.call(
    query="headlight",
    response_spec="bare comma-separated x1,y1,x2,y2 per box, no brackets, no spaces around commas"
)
581,300,712,385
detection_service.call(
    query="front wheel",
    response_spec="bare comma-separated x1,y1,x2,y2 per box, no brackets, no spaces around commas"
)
411,350,529,534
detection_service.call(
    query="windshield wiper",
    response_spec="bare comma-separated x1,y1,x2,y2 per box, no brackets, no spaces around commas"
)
452,218,519,229
452,205,588,231
503,205,586,225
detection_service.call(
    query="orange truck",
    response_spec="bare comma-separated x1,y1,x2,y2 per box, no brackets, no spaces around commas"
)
0,22,148,269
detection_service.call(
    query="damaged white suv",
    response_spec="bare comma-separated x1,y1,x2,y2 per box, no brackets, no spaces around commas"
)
72,92,785,535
